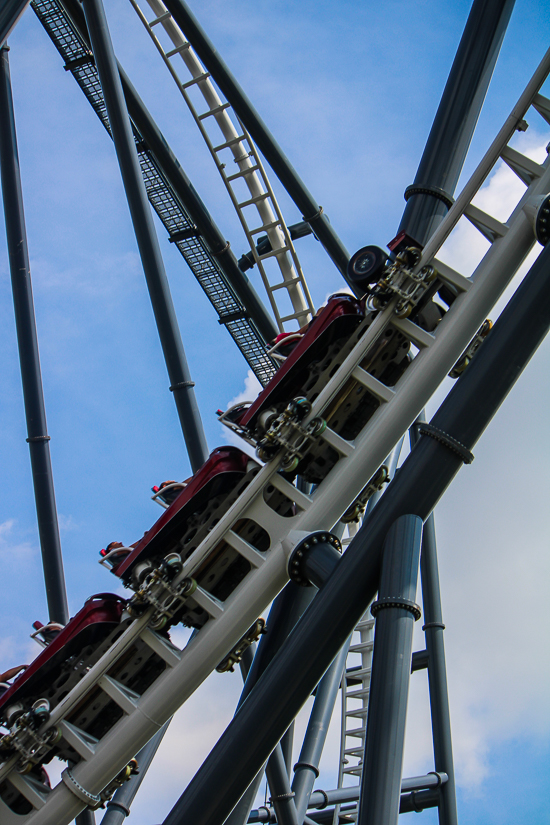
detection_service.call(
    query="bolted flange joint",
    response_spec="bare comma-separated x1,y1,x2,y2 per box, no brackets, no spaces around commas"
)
288,531,342,587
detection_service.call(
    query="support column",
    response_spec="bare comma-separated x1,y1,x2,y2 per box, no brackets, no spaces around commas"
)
292,641,350,823
357,515,423,825
79,0,208,472
100,722,169,825
398,0,516,246
410,417,458,825
0,45,69,625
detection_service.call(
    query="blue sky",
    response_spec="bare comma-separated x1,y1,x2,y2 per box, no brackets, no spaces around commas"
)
0,0,549,823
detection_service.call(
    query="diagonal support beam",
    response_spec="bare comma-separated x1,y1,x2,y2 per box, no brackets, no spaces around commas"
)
0,44,69,625
79,0,208,472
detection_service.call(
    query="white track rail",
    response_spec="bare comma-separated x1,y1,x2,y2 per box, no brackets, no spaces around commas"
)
2,46,550,825
128,0,314,332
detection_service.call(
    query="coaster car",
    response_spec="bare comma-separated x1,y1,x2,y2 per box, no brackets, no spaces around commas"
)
104,447,270,630
220,294,411,483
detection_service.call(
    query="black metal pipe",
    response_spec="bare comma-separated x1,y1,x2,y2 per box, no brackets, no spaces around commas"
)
407,414,459,825
292,641,350,822
357,515,423,825
100,722,169,825
58,0,277,345
162,239,550,825
0,45,69,625
265,746,299,825
398,0,516,246
225,583,315,825
75,812,95,825
159,0,351,282
0,0,29,46
78,0,208,472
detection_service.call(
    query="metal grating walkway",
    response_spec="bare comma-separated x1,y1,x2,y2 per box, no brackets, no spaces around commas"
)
31,0,276,385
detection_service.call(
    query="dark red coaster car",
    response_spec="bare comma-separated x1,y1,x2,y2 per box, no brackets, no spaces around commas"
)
235,294,366,439
112,446,257,586
0,594,126,724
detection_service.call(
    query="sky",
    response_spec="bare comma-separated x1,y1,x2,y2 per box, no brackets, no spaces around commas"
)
0,0,549,824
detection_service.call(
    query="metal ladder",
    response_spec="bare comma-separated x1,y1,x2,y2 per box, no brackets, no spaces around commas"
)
127,0,315,332
3,41,550,825
31,0,277,386
338,608,374,781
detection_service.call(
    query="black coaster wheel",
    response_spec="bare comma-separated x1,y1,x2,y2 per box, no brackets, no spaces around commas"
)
347,245,388,296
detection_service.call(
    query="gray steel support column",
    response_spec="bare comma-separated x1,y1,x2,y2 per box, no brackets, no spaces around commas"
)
78,0,208,472
75,812,95,825
100,722,169,825
409,420,458,825
357,515,423,825
59,0,278,345
398,0,516,246
265,746,299,825
225,583,315,825
281,725,294,776
159,0,351,282
0,0,29,46
0,45,69,625
292,641,351,823
419,515,458,825
161,238,550,825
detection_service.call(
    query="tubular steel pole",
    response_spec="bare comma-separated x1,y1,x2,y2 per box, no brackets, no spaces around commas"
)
225,583,315,825
0,0,29,46
0,45,69,626
357,515,423,825
292,640,351,823
409,417,458,825
79,0,208,472
398,0,516,246
100,722,170,825
159,0,351,282
162,238,550,825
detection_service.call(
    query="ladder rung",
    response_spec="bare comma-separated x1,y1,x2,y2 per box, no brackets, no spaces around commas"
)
269,278,302,292
346,708,369,718
356,618,375,631
500,145,544,185
346,666,371,680
165,42,190,58
180,72,211,90
349,641,374,653
148,11,171,26
259,245,292,261
198,102,232,121
345,727,367,738
226,165,260,182
237,192,270,208
213,134,247,152
346,687,371,699
344,747,365,756
249,220,281,235
464,204,508,243
279,310,310,324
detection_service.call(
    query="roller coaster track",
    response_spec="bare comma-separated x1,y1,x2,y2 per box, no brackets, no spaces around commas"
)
31,0,277,386
1,31,550,825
